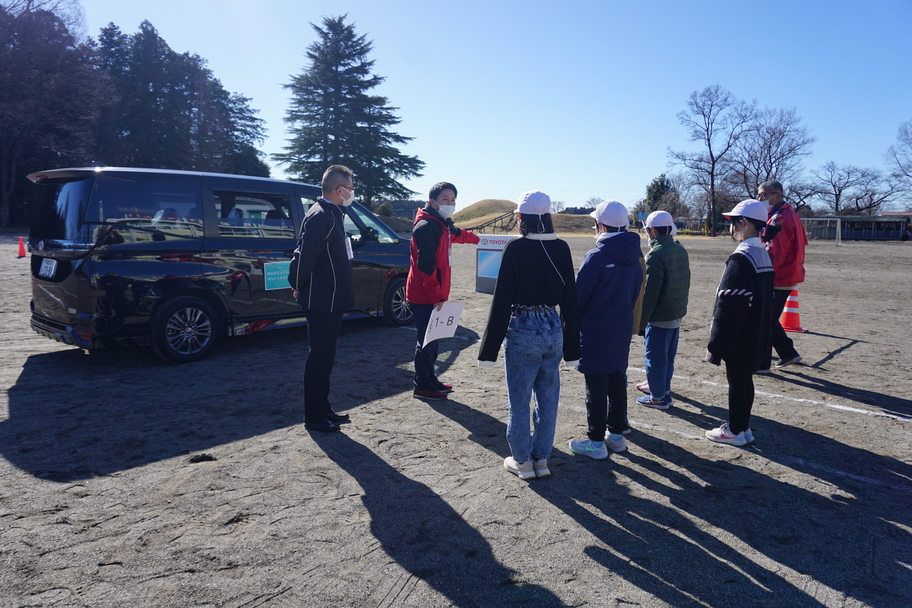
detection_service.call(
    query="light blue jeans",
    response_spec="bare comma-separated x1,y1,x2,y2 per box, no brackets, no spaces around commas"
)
504,308,563,463
644,324,680,400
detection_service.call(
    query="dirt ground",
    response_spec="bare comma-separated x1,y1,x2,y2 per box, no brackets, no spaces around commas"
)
1,232,910,608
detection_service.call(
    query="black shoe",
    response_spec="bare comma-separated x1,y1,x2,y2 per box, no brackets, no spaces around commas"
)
431,381,454,393
304,418,341,433
325,411,350,424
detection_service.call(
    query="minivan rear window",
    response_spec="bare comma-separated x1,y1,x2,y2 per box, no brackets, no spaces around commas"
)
30,177,95,242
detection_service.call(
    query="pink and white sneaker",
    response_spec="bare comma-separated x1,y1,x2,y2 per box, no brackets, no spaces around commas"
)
705,423,747,446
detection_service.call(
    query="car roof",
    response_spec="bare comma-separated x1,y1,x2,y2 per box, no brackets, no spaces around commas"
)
27,166,319,190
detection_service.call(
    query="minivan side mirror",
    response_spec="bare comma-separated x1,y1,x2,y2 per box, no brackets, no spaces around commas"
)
350,227,377,250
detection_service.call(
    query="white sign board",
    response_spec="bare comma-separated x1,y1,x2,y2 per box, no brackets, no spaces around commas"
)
423,302,465,348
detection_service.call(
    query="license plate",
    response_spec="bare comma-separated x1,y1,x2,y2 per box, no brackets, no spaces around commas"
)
38,258,57,279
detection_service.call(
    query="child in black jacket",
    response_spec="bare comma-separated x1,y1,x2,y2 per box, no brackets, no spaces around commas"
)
705,200,779,446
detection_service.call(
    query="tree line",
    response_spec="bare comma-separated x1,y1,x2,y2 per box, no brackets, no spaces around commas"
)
636,85,911,235
0,1,272,226
1,6,424,226
4,3,909,232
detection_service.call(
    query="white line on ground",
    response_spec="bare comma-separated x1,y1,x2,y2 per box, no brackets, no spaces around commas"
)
627,367,912,423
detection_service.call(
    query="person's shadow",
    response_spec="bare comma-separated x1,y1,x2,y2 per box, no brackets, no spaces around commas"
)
312,431,565,607
0,320,478,482
429,395,912,607
768,370,912,419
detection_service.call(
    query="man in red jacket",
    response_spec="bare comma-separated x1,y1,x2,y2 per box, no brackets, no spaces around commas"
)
406,182,480,400
758,181,807,372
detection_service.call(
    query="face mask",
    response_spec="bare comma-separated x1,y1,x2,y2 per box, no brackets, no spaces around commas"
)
437,204,455,219
339,186,355,207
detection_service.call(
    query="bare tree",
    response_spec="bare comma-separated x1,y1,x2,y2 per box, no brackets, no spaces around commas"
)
1,0,84,37
811,162,899,215
886,118,912,182
885,118,912,209
785,181,822,216
728,107,816,199
584,196,603,209
550,200,565,213
669,85,756,235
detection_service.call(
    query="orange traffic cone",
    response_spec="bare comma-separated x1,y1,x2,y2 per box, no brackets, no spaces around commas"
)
17,237,26,258
780,290,808,333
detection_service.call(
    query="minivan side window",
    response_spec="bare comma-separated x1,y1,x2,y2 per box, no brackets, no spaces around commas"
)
297,196,397,242
349,205,401,244
214,191,294,238
88,178,204,240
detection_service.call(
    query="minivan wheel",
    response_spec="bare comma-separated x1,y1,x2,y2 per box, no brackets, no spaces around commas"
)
383,276,413,326
150,296,220,363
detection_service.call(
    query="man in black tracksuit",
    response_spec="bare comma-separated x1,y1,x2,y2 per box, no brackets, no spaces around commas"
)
292,165,356,433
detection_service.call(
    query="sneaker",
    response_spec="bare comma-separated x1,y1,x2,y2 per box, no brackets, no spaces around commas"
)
604,435,628,453
754,369,772,375
504,457,535,479
636,394,671,410
412,388,448,401
569,439,609,460
743,428,755,444
776,355,802,369
532,458,550,478
622,427,632,436
636,380,650,394
432,379,454,393
705,423,748,446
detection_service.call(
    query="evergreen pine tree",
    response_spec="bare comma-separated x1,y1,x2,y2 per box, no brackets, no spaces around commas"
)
275,15,424,206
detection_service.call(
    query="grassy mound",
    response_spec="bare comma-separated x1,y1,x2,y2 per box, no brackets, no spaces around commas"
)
452,199,515,223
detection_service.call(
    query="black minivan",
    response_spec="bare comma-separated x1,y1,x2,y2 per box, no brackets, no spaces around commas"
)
27,167,413,363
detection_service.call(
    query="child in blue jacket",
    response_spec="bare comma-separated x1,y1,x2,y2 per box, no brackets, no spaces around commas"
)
569,201,644,459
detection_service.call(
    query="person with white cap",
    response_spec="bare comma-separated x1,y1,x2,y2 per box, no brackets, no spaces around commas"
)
704,200,781,446
478,190,580,480
635,210,690,410
568,201,643,459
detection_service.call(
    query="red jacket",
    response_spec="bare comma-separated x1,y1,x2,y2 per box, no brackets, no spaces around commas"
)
406,206,479,305
766,201,807,288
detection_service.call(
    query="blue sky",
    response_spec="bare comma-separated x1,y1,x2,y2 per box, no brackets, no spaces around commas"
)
82,0,912,210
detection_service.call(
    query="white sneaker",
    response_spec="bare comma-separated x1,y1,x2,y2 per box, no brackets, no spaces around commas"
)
532,458,550,478
604,435,628,453
743,428,755,444
504,457,535,479
569,439,609,460
705,423,747,446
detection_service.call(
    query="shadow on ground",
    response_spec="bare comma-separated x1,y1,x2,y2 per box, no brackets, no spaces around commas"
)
433,392,912,607
0,319,477,481
314,431,566,608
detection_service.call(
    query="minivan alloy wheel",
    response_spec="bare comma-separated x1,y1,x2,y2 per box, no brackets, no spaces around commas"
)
150,296,220,363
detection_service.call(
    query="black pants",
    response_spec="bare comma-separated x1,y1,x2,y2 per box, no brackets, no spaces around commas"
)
411,303,440,390
584,372,629,441
726,365,754,435
303,310,343,423
761,288,799,369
